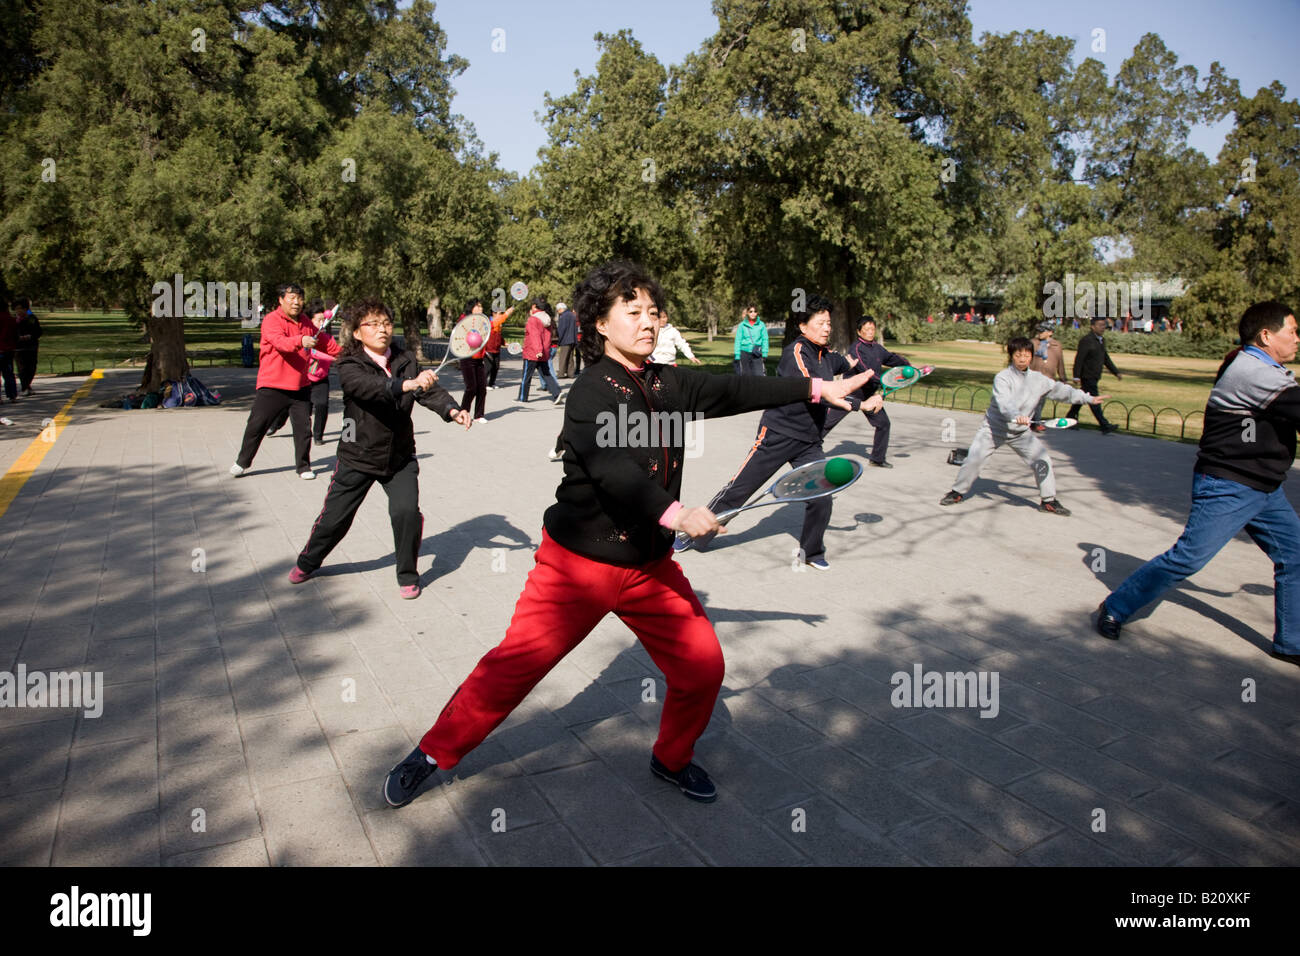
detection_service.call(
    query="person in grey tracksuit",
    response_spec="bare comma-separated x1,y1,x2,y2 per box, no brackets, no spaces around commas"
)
940,337,1106,516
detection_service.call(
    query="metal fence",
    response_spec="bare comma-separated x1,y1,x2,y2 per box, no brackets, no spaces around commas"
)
888,383,1204,442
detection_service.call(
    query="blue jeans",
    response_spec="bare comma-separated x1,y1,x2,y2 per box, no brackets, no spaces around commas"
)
518,359,560,401
1106,472,1300,654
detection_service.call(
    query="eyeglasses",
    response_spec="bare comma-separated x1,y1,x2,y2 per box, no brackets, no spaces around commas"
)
360,319,393,329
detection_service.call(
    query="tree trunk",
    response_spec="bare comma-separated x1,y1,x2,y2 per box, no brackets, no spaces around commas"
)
832,297,861,354
402,305,424,362
426,297,443,339
705,298,718,342
143,315,189,390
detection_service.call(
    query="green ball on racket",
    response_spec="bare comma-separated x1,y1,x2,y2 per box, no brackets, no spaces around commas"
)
824,458,855,487
901,366,916,379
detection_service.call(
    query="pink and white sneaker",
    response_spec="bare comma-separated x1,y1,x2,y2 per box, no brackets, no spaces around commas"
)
288,567,312,584
399,584,421,600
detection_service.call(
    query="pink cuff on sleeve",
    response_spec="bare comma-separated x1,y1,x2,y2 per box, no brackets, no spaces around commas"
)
659,501,683,529
810,378,824,403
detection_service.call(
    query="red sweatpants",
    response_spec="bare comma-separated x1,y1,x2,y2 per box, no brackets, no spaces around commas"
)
420,529,724,772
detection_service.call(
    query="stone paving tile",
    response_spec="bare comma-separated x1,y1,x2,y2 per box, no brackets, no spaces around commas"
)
789,697,932,769
63,735,159,821
0,789,60,865
891,814,1019,866
893,709,1040,786
364,789,487,867
240,710,338,787
766,796,920,866
259,773,377,866
895,758,1062,854
996,724,1159,801
1131,785,1298,865
1099,734,1290,821
644,787,807,866
52,810,161,867
783,743,937,833
530,762,673,863
477,820,596,866
1005,770,1194,865
164,838,271,867
0,714,74,796
607,842,707,866
159,754,261,856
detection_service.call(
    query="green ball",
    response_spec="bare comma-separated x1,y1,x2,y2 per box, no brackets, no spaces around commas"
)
901,366,916,379
824,458,854,487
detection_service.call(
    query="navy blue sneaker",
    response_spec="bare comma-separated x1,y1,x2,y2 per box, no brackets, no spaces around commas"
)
806,556,830,571
650,755,717,803
384,746,437,808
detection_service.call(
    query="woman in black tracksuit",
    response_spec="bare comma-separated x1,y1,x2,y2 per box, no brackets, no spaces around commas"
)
290,300,471,599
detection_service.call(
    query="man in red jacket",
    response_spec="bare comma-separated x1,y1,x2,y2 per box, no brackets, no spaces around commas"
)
230,284,341,479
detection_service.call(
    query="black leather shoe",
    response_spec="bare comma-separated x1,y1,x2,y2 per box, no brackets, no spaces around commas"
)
868,460,893,469
1095,601,1122,640
1101,424,1120,435
651,755,717,803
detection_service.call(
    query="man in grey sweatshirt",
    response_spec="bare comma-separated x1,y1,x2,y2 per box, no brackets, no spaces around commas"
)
941,337,1106,515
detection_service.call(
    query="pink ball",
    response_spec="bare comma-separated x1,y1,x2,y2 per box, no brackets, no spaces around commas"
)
465,331,483,349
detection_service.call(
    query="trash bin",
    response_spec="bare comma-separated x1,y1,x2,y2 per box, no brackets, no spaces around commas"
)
241,334,255,368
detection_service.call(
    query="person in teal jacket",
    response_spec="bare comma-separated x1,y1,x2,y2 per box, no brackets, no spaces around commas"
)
733,305,769,375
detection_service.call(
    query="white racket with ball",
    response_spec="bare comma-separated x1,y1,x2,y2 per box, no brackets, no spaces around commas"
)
673,457,863,553
418,314,494,392
878,364,935,396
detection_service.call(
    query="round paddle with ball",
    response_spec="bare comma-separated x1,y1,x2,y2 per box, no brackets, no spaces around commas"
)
1029,417,1077,429
877,364,936,397
673,457,863,553
417,313,494,393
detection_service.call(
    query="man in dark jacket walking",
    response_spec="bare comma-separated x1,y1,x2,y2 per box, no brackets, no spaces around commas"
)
1068,315,1122,433
555,302,578,378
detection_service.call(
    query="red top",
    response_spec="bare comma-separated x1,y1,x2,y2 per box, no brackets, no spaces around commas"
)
256,307,342,390
521,311,552,362
486,312,509,353
0,310,16,351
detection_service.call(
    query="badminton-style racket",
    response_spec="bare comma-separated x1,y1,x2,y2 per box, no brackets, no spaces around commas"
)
673,457,863,553
878,364,935,396
1029,417,1077,429
506,342,523,356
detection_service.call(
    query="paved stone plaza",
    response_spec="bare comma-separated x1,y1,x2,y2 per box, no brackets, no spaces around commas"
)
1,362,1297,866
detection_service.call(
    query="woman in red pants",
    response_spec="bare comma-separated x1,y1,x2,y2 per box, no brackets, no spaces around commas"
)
384,261,872,807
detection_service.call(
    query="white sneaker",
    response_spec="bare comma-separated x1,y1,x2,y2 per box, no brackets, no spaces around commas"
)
229,463,247,477
299,470,315,480
547,446,563,461
474,417,487,424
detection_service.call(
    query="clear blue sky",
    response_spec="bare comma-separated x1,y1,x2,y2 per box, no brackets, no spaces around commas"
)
433,0,1300,175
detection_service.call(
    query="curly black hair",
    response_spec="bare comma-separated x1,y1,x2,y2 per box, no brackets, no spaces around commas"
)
339,299,392,353
574,261,664,365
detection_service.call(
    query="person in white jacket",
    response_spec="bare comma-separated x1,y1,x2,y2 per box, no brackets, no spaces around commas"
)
940,336,1107,516
650,313,702,366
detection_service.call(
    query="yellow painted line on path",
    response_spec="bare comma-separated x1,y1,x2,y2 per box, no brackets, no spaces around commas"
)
0,370,104,521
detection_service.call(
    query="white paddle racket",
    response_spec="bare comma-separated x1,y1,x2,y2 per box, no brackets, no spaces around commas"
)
673,457,863,553
1030,417,1077,429
878,364,935,396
